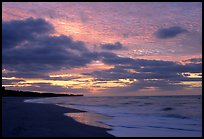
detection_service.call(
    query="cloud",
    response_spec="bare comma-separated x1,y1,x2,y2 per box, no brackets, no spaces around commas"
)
155,26,188,39
99,52,136,65
2,78,25,85
2,71,49,78
4,83,88,94
114,79,188,94
89,57,202,91
2,18,95,78
2,18,130,80
89,53,202,82
2,17,202,94
182,58,202,63
100,42,124,50
138,62,202,73
2,17,54,50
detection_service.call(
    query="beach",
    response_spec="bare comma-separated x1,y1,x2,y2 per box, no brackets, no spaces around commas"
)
2,97,114,137
21,96,202,137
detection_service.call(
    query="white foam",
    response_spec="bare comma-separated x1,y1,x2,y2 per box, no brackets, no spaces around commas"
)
105,115,202,137
107,126,201,137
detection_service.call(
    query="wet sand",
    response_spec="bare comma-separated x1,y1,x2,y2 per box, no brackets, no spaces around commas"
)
2,97,114,137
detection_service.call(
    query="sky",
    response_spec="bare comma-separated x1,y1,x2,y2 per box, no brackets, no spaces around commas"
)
2,2,202,96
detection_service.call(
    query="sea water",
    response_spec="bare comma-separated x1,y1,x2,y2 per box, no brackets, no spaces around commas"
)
24,95,202,137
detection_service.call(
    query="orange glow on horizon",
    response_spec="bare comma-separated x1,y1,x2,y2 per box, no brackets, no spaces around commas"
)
181,72,202,78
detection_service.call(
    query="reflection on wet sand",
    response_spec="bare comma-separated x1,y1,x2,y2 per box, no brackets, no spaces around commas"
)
64,112,112,129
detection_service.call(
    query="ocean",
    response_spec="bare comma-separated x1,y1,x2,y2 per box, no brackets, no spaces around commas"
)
24,95,202,137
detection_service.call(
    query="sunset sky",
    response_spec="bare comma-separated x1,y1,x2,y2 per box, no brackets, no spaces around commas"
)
2,2,202,96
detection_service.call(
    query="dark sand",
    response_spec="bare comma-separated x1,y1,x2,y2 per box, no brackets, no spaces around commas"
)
2,97,114,137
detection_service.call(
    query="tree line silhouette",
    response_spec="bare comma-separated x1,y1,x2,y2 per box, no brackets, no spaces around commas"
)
1,86,83,97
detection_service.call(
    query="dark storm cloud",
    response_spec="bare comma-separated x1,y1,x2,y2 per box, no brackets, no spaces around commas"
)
100,42,124,50
2,18,95,78
155,26,188,39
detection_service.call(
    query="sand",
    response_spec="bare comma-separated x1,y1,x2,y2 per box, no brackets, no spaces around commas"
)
2,97,114,137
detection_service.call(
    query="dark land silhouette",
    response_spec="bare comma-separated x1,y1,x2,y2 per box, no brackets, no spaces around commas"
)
1,86,83,97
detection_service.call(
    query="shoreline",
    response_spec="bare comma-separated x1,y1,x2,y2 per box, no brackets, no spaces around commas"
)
2,97,114,137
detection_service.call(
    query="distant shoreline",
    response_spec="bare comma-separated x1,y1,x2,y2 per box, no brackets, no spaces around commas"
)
1,87,84,97
2,97,114,137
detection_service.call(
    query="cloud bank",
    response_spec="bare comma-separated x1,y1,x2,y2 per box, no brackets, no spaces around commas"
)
2,18,95,78
2,18,202,94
